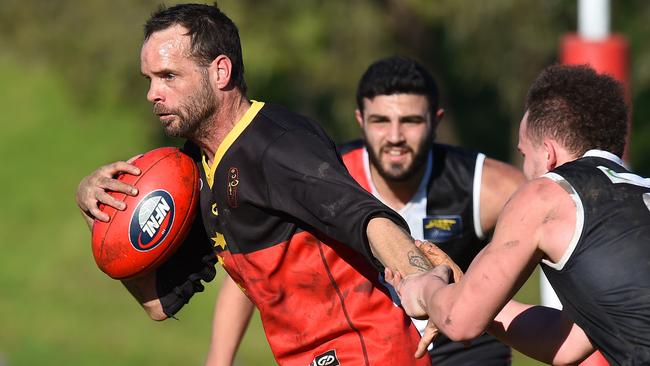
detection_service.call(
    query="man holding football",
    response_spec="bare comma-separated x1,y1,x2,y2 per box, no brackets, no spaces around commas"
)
206,56,525,365
388,65,650,365
76,3,459,365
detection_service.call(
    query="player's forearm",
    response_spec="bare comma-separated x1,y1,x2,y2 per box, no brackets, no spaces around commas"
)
121,273,167,321
205,276,254,366
366,217,432,275
418,281,489,341
489,301,594,364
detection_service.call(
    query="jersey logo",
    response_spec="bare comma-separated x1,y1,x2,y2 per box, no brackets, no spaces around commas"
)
128,190,175,252
597,166,650,188
227,167,239,208
423,215,462,243
310,350,339,366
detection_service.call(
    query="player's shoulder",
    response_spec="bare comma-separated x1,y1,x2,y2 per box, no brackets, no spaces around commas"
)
257,102,317,132
337,139,364,156
482,156,525,187
181,140,201,161
432,143,479,160
511,176,572,211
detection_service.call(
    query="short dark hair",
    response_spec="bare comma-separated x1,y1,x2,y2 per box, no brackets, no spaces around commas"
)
144,3,247,94
356,56,439,115
525,64,627,157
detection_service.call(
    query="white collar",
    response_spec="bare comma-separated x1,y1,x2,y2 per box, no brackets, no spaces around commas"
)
362,149,432,211
582,149,628,169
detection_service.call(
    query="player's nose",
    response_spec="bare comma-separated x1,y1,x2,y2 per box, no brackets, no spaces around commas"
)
386,121,405,143
146,81,164,104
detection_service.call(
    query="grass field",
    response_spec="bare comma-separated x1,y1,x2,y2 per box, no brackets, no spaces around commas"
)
0,58,544,365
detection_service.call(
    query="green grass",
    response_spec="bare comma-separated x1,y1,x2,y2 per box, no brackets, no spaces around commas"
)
0,57,543,365
0,57,275,366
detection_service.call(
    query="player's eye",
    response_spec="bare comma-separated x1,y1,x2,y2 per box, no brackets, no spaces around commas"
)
368,117,389,124
163,73,176,81
401,117,425,124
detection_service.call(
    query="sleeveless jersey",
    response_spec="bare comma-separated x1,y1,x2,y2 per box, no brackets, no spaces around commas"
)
541,150,650,365
186,102,430,366
340,140,511,365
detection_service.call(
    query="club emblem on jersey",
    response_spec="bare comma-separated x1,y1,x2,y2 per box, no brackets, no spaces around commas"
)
310,350,339,366
423,215,462,243
227,167,239,208
129,190,175,251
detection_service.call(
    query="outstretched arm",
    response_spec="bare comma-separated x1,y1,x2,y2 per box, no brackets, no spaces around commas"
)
366,218,462,281
389,178,582,359
205,275,255,366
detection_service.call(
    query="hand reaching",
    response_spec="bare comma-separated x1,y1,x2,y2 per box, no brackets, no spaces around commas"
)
414,240,463,283
385,261,454,358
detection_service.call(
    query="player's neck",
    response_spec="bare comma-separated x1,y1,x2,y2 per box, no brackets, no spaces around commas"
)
195,92,251,165
369,165,425,211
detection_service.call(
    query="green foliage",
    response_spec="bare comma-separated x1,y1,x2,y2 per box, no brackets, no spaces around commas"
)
0,56,272,365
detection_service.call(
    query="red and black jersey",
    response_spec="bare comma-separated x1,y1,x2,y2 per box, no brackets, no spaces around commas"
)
542,150,650,365
340,141,511,366
185,102,430,366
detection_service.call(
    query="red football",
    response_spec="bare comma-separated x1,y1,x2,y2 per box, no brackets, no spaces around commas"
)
92,147,200,279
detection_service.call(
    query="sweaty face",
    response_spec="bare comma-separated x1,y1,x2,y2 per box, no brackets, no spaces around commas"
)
359,94,435,182
141,25,216,139
518,112,548,180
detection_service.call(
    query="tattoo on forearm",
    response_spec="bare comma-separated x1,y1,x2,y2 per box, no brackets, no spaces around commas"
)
408,250,433,271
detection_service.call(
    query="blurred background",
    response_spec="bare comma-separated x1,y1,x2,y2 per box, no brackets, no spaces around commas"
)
1,0,650,365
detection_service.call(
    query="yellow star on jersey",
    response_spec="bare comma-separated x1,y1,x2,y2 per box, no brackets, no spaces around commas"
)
217,254,225,266
211,232,227,250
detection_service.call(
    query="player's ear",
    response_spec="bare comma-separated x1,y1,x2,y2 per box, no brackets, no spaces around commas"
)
355,109,364,128
435,108,444,122
543,139,558,171
209,55,232,90
433,108,444,129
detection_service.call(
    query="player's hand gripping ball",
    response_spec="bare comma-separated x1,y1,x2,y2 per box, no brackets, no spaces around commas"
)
92,147,200,279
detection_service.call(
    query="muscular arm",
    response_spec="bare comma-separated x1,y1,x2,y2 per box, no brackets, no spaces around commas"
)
479,158,525,235
426,178,572,339
205,275,255,366
394,177,588,361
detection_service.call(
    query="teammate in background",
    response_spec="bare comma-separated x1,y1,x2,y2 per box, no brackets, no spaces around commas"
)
389,65,650,365
205,56,524,365
75,4,460,365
